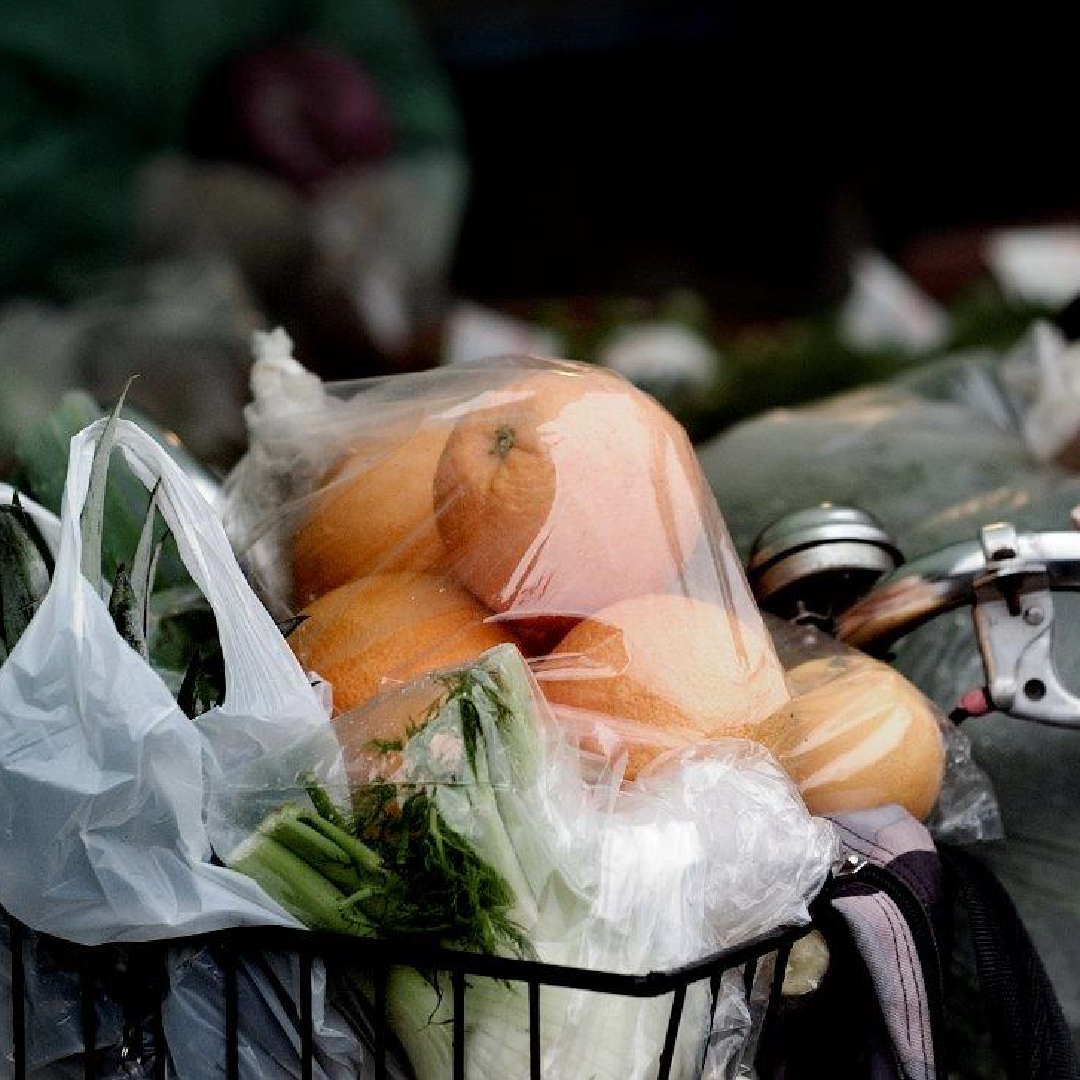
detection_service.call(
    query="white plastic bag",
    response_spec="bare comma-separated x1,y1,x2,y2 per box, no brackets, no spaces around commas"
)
0,418,335,943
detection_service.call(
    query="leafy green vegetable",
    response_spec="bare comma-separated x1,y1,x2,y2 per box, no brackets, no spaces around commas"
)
14,389,192,592
229,659,534,959
107,564,144,656
231,778,530,953
81,379,133,597
0,497,51,653
176,638,226,716
3,388,226,709
130,480,162,649
5,491,53,578
231,644,739,1079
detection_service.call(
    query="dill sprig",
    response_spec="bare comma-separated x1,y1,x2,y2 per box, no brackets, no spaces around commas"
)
233,657,534,961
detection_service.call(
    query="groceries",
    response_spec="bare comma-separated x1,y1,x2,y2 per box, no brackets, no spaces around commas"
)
0,493,51,663
541,594,788,780
3,333,975,1078
230,643,835,1080
226,339,786,783
431,366,703,632
292,427,449,601
766,621,945,820
288,570,517,715
779,654,943,818
0,407,334,942
212,338,849,1075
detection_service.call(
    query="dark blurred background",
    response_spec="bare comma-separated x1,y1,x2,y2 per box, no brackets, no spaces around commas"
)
431,0,1079,309
2,0,1079,461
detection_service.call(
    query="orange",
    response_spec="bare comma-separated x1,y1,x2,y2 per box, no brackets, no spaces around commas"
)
433,367,704,636
289,570,517,716
764,654,945,820
292,427,447,605
537,593,789,779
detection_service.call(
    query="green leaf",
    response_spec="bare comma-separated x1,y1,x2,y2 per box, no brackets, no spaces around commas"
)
13,390,191,592
0,505,52,653
8,491,53,577
81,378,135,598
131,481,162,646
146,597,215,695
176,638,225,716
231,650,541,966
107,563,146,658
302,773,350,831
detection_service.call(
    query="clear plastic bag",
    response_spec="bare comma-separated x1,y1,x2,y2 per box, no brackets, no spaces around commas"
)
224,642,836,1080
766,618,1000,841
0,925,386,1080
218,337,837,1076
702,335,1080,1037
224,332,791,785
0,922,127,1079
163,947,402,1080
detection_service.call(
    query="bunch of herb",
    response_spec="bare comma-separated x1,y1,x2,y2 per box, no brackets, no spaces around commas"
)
229,661,533,959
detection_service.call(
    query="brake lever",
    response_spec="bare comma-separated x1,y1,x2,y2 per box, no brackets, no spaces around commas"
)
973,522,1080,727
748,503,1080,729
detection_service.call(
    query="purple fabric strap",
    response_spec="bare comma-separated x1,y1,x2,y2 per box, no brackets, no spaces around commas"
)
829,806,941,1080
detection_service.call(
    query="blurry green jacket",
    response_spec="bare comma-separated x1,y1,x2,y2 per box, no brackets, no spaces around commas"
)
0,0,461,296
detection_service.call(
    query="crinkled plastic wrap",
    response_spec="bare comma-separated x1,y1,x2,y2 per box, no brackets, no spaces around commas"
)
767,618,1000,842
224,331,791,786
217,337,836,1076
702,327,1080,1037
227,643,835,1080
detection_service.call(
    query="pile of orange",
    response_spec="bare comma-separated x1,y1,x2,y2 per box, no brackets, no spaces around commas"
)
286,359,943,818
289,361,787,777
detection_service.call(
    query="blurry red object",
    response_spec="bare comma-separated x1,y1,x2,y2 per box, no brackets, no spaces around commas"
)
900,227,991,302
228,43,393,191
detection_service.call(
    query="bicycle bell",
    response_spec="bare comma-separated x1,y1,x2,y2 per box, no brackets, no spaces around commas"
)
747,505,903,624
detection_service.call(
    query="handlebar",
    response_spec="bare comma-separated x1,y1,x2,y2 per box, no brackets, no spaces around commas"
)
835,531,1080,649
749,508,1080,729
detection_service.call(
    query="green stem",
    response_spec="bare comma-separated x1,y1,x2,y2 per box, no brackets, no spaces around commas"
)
298,808,385,877
229,833,375,936
260,805,367,894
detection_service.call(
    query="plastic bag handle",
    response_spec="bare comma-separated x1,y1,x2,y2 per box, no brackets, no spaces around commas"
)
53,418,318,717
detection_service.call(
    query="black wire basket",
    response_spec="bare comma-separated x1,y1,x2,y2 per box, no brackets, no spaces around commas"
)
5,908,815,1080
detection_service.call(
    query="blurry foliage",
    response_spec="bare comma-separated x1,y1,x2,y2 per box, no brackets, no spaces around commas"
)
530,281,1052,441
